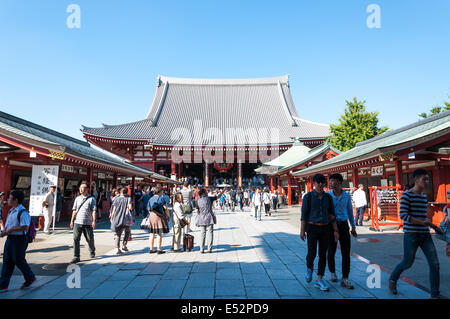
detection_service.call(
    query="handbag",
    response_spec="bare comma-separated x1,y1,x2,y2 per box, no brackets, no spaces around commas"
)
140,217,149,229
124,210,135,226
124,198,136,226
179,218,188,228
436,215,450,243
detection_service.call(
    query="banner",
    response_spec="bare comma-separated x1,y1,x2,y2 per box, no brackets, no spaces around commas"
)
29,166,59,222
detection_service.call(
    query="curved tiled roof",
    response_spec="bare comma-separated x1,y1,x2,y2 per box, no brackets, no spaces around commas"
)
0,111,155,177
82,75,330,146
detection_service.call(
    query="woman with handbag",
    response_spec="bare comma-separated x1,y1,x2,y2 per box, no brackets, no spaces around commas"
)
172,193,190,252
110,188,134,255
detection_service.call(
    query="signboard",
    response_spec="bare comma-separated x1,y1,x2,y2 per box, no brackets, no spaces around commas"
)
261,166,278,174
61,165,74,173
371,166,384,176
98,173,106,179
341,172,348,180
30,165,59,230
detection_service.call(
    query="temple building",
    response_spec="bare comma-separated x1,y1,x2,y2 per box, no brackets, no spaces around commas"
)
81,75,331,187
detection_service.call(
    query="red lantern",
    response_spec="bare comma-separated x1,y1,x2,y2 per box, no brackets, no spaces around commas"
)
214,162,232,171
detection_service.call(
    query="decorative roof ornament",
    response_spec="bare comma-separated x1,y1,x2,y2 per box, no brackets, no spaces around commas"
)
292,137,304,146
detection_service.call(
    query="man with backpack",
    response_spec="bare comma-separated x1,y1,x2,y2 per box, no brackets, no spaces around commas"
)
70,182,97,264
0,190,36,292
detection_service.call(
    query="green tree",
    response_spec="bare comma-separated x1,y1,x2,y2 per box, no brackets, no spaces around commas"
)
419,96,450,118
327,97,389,152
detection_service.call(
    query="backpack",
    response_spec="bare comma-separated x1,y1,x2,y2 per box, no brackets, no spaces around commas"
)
150,197,164,217
18,209,36,243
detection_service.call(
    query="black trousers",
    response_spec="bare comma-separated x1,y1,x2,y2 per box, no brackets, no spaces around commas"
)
73,224,96,258
0,235,35,288
327,221,351,278
306,224,330,277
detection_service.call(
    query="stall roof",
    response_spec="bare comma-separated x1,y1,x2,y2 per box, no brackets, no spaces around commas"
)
292,110,450,177
0,110,181,183
255,140,340,175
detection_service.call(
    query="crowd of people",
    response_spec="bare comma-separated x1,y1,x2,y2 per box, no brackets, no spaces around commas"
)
0,168,447,298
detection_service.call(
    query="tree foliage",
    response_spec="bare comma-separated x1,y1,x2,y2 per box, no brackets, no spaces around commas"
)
419,97,450,119
327,97,389,152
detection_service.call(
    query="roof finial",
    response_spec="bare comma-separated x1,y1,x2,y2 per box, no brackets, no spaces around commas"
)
291,137,304,146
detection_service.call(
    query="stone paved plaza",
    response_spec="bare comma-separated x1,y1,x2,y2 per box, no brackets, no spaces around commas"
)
0,208,432,299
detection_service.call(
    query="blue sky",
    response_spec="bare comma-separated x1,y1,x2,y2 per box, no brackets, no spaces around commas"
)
1,0,450,141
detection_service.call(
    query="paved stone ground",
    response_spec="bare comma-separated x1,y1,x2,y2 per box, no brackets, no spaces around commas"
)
0,207,435,299
277,204,450,297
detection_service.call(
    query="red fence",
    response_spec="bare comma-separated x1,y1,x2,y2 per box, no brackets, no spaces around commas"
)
369,186,404,232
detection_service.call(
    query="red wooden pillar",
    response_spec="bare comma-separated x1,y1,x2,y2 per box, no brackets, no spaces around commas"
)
352,168,358,190
288,177,292,206
178,162,182,179
395,160,403,188
87,167,93,194
277,176,282,194
113,173,118,188
151,151,156,172
307,176,313,193
298,180,302,205
205,163,209,188
237,162,242,189
270,176,274,192
171,161,176,179
0,162,12,222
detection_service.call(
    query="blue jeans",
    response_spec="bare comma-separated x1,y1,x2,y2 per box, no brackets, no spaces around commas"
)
254,205,262,220
0,235,35,287
355,206,365,225
390,232,440,297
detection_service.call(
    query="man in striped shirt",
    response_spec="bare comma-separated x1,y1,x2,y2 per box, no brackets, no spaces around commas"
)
389,169,443,299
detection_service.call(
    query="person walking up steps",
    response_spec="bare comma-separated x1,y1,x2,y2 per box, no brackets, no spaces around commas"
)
327,173,357,289
389,169,444,299
300,174,339,292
